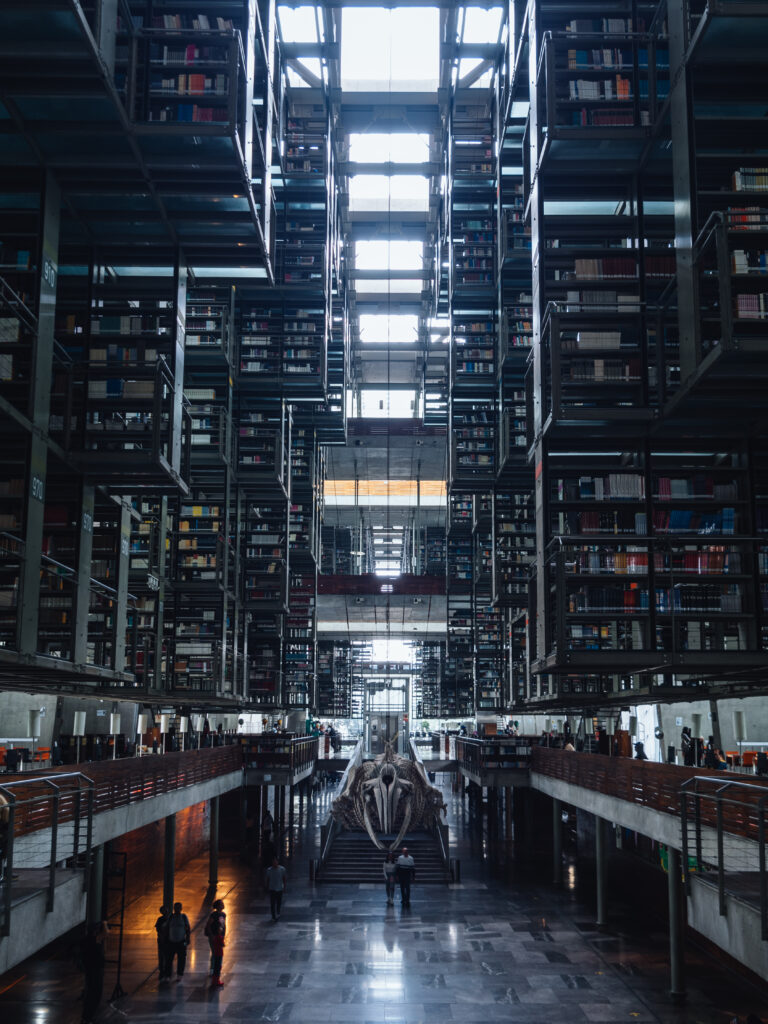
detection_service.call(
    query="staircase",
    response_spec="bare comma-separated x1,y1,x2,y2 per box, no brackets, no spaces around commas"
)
316,829,451,884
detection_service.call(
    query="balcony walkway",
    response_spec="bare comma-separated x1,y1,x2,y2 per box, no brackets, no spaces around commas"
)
1,777,766,1024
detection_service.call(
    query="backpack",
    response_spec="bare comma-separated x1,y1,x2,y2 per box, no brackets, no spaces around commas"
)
168,913,188,944
205,911,225,938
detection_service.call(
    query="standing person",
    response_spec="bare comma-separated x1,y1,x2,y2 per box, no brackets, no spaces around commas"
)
383,851,397,906
681,727,694,767
154,905,170,980
396,847,415,908
166,901,191,979
266,855,287,921
79,921,108,1024
204,898,227,989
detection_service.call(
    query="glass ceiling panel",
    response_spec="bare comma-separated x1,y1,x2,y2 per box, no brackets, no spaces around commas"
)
355,240,423,271
348,133,430,164
349,175,429,212
277,5,319,42
341,7,439,91
460,6,504,44
356,279,423,294
359,314,419,344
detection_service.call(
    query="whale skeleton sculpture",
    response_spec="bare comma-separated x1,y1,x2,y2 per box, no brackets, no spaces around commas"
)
331,743,447,851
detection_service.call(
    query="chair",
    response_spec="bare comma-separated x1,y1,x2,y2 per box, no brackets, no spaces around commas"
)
725,750,740,767
34,746,51,765
741,751,758,770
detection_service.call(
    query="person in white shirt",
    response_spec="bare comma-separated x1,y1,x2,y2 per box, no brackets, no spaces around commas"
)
396,847,415,908
266,856,287,921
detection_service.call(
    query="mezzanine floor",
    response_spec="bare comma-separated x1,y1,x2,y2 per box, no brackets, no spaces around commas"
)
0,777,765,1024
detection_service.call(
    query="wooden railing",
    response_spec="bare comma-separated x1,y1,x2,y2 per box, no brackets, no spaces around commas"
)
3,745,242,838
531,746,768,835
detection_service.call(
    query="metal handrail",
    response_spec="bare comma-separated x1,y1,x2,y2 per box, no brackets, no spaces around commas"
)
0,772,95,936
679,774,768,935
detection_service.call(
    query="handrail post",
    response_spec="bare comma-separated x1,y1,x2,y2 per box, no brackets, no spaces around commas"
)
760,797,767,941
0,789,16,937
680,788,689,888
716,792,726,916
46,780,60,912
84,778,95,893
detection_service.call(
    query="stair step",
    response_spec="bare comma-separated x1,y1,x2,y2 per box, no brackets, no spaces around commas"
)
316,829,451,884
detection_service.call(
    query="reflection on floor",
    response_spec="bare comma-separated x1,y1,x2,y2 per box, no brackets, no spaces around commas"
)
0,776,765,1023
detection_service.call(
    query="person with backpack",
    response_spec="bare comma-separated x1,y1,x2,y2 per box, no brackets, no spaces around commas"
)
203,898,227,988
154,905,171,980
166,901,191,979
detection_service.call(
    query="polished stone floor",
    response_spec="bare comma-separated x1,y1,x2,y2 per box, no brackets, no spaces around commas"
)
1,777,766,1023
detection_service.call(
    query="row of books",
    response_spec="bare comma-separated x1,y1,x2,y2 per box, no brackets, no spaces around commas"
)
652,508,737,534
149,105,225,122
567,547,743,575
151,73,227,95
566,18,643,33
566,48,669,70
151,15,236,30
567,76,632,101
731,250,768,273
735,293,768,319
732,169,768,193
153,44,228,65
556,474,645,501
655,477,739,500
568,358,640,383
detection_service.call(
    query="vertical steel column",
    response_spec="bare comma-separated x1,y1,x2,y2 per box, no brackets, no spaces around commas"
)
668,0,700,381
552,797,563,885
209,796,220,888
113,501,132,673
163,813,176,910
73,485,95,665
170,262,187,475
18,173,60,654
88,844,105,925
667,846,686,1004
595,815,607,928
152,495,169,692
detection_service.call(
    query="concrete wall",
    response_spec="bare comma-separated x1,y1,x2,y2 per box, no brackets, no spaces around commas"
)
0,692,60,747
58,696,139,738
0,873,87,975
111,800,211,904
687,875,768,982
657,695,768,761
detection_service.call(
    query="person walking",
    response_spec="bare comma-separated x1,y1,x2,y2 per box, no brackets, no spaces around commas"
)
154,905,170,980
266,855,287,921
204,898,227,989
166,901,191,978
383,851,397,906
396,847,415,908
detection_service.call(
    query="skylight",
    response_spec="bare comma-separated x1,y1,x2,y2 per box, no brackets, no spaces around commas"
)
277,5,319,43
355,240,423,272
460,6,504,45
359,314,419,344
349,175,430,213
348,133,430,164
341,7,439,91
356,279,423,294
